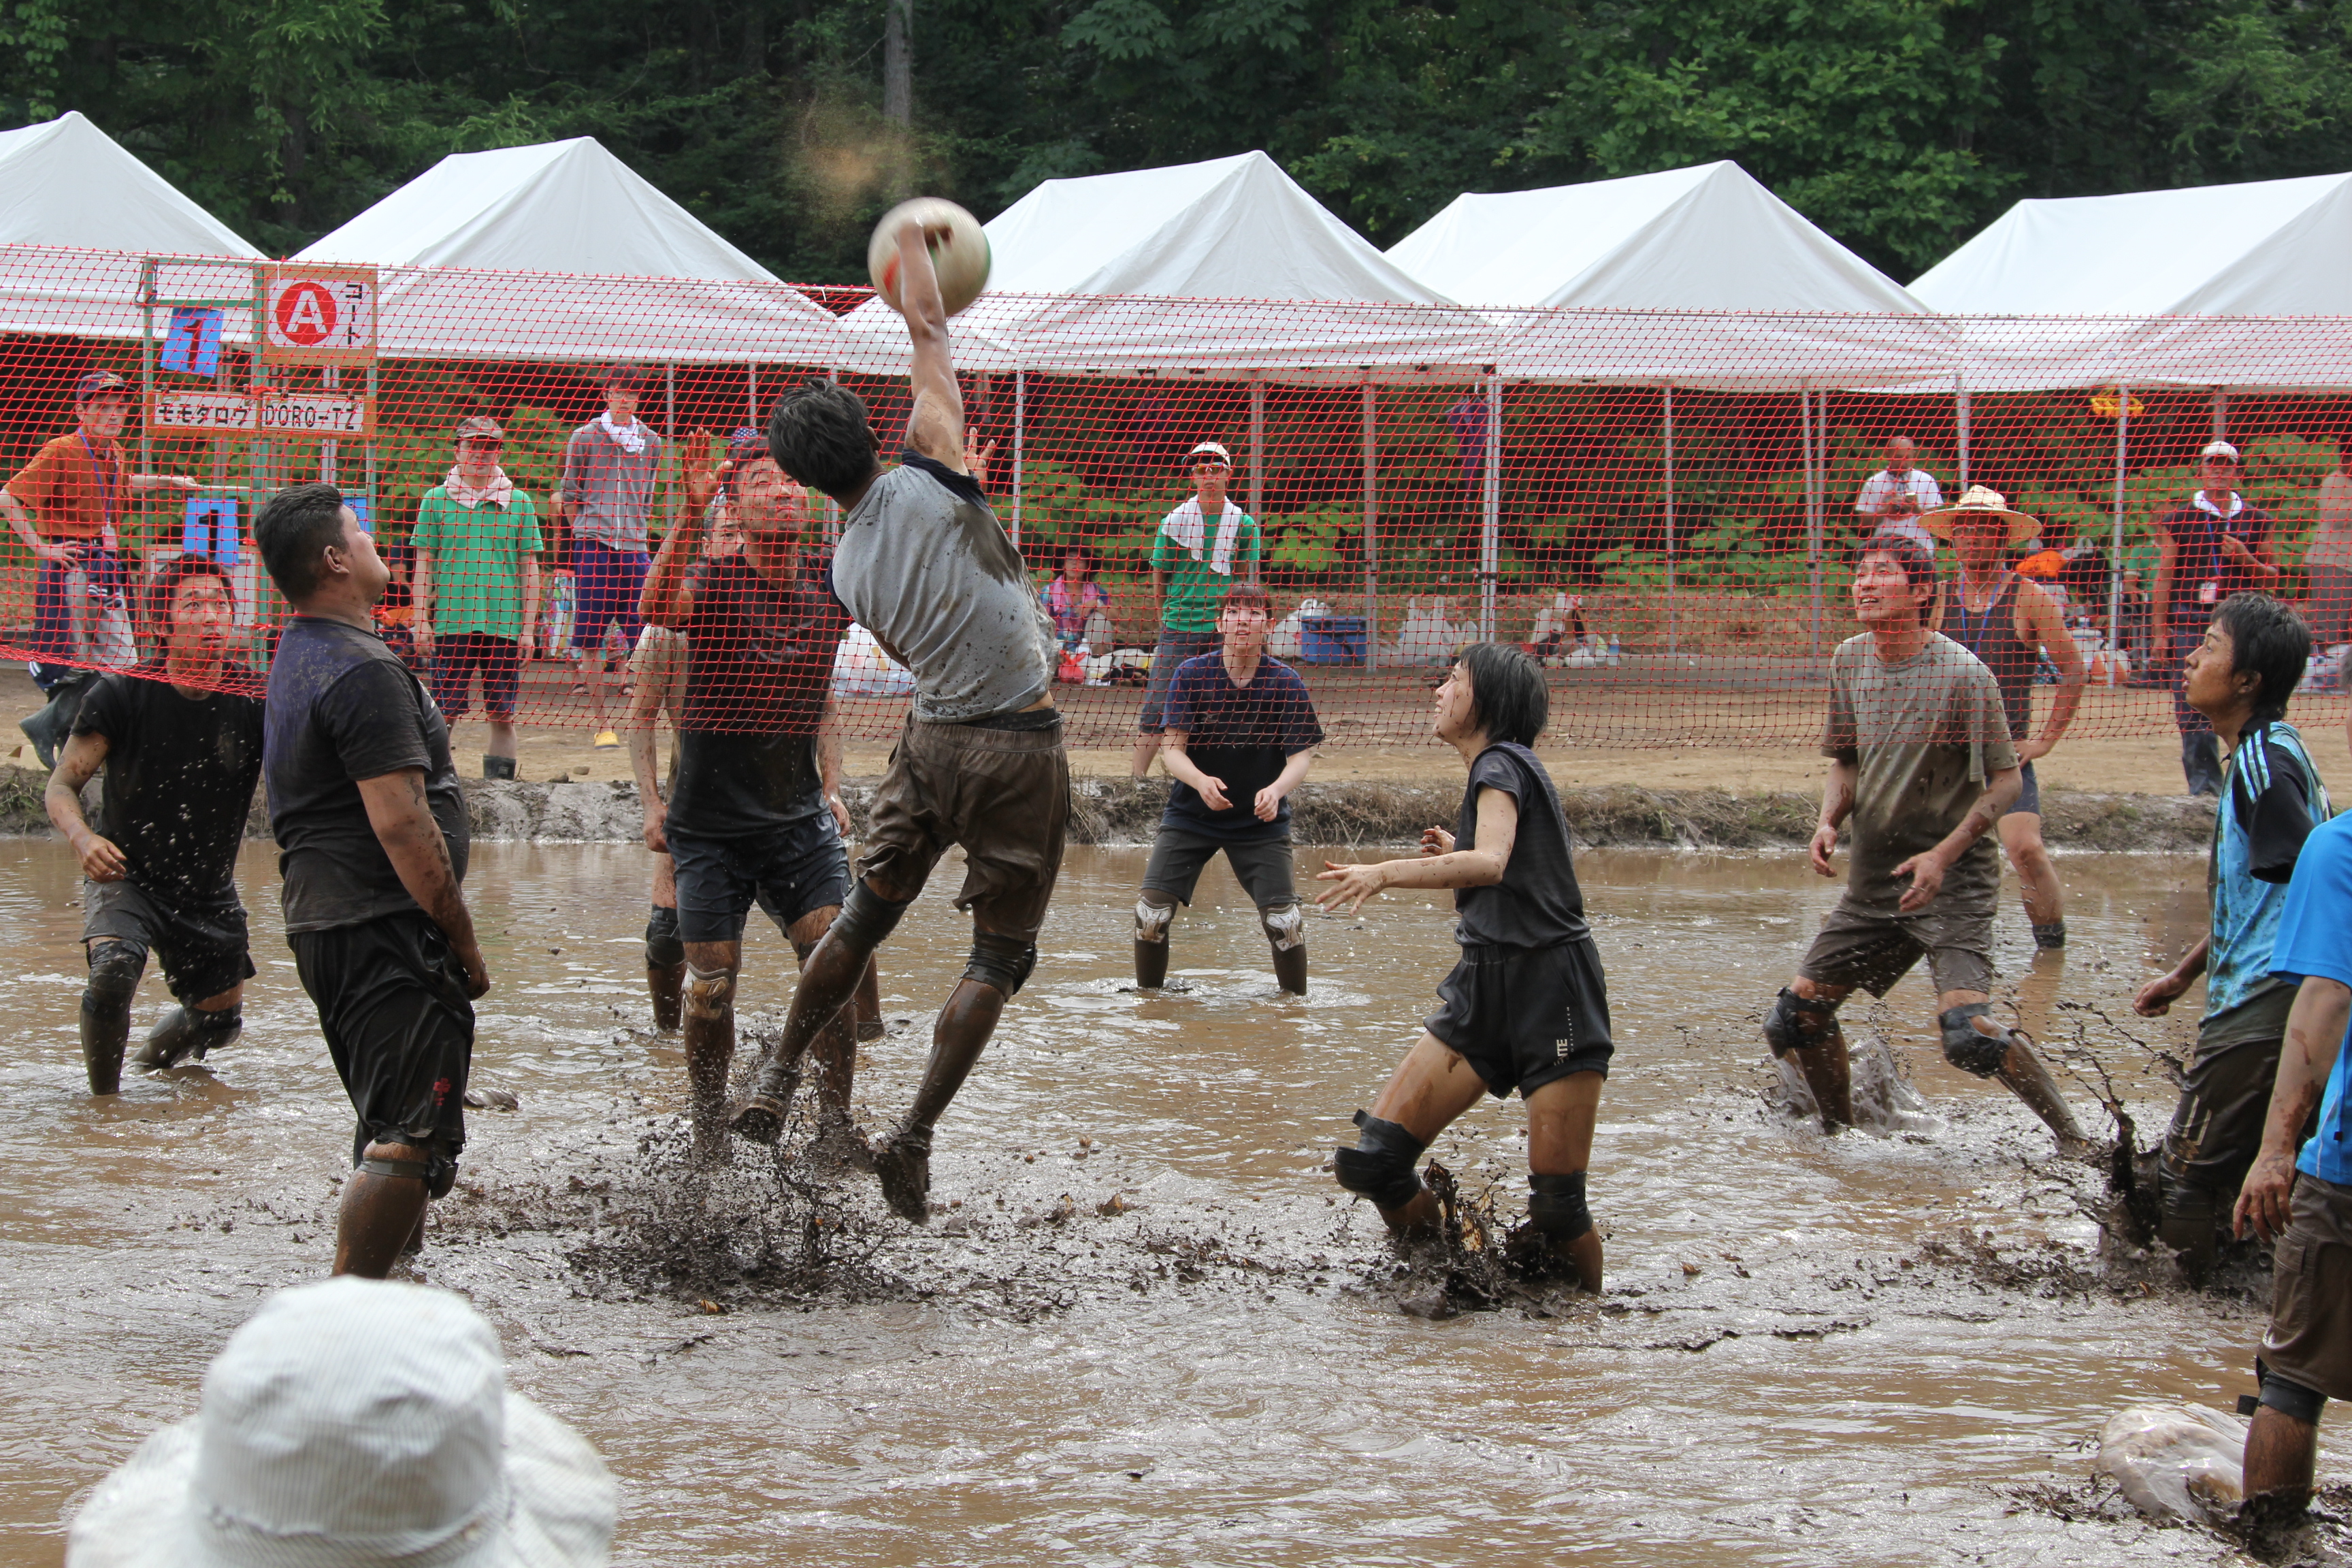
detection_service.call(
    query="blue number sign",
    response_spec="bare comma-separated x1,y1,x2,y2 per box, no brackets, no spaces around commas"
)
159,307,225,378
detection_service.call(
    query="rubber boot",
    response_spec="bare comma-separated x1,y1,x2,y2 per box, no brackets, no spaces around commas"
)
80,986,131,1096
646,962,685,1033
1134,937,1170,990
1270,939,1307,996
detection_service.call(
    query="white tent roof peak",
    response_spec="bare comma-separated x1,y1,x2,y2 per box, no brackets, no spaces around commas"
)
297,137,781,282
1909,172,2352,314
1386,161,1927,314
0,111,260,257
976,149,1448,304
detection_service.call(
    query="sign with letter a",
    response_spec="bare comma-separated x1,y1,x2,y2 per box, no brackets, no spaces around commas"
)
260,265,378,365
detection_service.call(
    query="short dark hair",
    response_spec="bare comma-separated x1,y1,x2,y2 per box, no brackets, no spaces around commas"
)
2212,591,2310,725
146,554,233,632
1852,531,1938,616
1454,641,1549,747
1218,584,1273,615
255,482,351,603
767,378,879,501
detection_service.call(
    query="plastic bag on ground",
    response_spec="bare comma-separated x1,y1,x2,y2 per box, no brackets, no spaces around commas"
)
2095,1404,2247,1522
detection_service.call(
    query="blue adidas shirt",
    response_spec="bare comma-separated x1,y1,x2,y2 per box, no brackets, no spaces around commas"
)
2268,811,2352,1184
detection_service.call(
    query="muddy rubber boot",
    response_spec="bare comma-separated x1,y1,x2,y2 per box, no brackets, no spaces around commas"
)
730,1056,800,1146
1134,938,1170,990
646,962,685,1033
872,1123,933,1222
1270,939,1307,996
80,988,131,1096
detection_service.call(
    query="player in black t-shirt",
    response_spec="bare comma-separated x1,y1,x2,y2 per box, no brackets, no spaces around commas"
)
1316,643,1611,1290
257,483,489,1279
44,557,265,1094
1135,585,1322,994
639,434,857,1162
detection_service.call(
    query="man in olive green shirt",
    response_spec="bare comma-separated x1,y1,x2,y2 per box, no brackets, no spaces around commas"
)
412,415,544,779
1132,440,1262,777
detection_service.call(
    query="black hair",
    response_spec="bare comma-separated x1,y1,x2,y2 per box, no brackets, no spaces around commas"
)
145,554,233,632
255,482,351,603
767,378,879,501
1060,542,1094,575
2212,591,2310,725
1218,583,1273,615
1851,531,1938,615
1453,641,1549,747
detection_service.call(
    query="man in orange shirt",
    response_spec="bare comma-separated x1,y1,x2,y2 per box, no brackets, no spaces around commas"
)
3,370,200,761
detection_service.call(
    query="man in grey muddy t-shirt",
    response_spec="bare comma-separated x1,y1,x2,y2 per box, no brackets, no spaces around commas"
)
1763,530,2091,1154
730,218,1065,1225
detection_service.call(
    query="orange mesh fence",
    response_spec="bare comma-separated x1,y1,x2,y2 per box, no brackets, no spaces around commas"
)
1,242,2347,752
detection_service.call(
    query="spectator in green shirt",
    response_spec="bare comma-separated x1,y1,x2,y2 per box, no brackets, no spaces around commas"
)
412,415,544,779
1132,440,1262,778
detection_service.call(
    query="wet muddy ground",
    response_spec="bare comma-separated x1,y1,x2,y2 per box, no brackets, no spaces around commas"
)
0,840,2339,1565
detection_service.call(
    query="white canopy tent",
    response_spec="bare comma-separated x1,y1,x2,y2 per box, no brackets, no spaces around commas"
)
295,137,845,365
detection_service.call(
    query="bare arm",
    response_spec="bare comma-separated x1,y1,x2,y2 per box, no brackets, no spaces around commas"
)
626,633,678,851
1316,786,1518,914
2236,974,2349,1240
2017,581,2085,760
818,698,849,837
1809,757,1859,877
1158,730,1229,811
519,555,540,650
129,473,199,493
895,219,966,469
45,730,126,880
2135,933,2211,1016
1255,746,1313,821
412,550,438,657
355,768,487,997
639,455,716,630
2153,526,2178,625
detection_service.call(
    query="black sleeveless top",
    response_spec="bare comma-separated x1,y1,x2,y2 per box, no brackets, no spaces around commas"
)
1946,571,2034,743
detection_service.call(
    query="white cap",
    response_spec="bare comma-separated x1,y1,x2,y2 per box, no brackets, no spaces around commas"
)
68,1277,615,1568
1183,440,1232,468
2202,439,2242,463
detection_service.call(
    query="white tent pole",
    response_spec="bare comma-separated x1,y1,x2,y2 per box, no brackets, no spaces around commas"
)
2109,383,2132,688
1482,372,1501,642
1362,381,1377,670
1248,381,1264,585
1664,384,1676,656
1955,371,1970,487
2212,388,2228,442
1012,370,1026,546
1805,388,1822,656
747,363,757,425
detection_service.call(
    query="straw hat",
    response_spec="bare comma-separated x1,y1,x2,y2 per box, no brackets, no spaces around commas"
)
68,1277,615,1568
1919,484,2040,547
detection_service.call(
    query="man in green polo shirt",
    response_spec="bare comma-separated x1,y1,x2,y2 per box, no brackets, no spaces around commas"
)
412,415,543,779
1131,440,1262,778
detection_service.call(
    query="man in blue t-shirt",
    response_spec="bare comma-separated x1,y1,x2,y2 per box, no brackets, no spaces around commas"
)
2233,798,2352,1531
1134,585,1322,995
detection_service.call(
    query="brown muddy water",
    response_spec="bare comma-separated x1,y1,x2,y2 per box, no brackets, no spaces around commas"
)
0,840,2326,1565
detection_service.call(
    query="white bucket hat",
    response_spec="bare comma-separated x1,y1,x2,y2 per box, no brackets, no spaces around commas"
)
68,1277,616,1568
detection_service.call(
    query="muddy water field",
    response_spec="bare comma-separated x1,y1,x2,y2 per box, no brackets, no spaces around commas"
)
1,838,2346,1565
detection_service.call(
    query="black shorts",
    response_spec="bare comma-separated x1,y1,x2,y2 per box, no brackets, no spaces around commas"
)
289,911,474,1167
427,631,522,721
667,814,851,946
1141,827,1296,909
2006,760,2041,819
1426,937,1614,1099
82,877,254,1004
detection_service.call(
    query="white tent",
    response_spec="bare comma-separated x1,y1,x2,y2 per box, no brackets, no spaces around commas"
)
1387,161,1925,314
295,137,845,364
834,150,1489,379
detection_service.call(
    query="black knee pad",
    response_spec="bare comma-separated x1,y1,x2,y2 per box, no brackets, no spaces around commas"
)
357,1144,459,1199
84,940,145,1010
831,879,913,951
1763,986,1839,1058
1333,1109,1427,1209
644,905,684,968
965,932,1037,996
1940,1002,2012,1078
2259,1365,2329,1425
1527,1171,1592,1242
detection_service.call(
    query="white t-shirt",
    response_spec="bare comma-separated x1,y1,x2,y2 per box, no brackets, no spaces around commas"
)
1855,468,1944,521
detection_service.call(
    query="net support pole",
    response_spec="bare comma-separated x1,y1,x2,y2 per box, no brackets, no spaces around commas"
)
2108,383,2132,687
321,365,339,486
1481,372,1501,642
1663,384,1676,656
1955,372,1970,487
1361,380,1377,670
664,363,677,534
1012,370,1026,546
2212,388,2228,442
1248,380,1264,586
1804,388,1822,655
747,363,757,425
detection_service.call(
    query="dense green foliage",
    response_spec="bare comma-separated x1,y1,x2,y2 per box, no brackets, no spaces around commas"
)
6,0,2352,280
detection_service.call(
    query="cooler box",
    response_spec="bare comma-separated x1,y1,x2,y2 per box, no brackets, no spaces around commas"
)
1300,615,1367,665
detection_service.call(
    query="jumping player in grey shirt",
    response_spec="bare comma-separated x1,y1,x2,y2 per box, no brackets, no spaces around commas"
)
731,215,1065,1223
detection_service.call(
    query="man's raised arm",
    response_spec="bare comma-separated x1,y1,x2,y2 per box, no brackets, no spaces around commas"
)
896,220,967,472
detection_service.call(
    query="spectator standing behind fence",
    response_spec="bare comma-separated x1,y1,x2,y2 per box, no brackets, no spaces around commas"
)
1852,436,1944,554
2155,440,2281,796
1130,441,1261,779
412,416,540,781
558,365,664,751
4,370,200,764
2303,456,2352,651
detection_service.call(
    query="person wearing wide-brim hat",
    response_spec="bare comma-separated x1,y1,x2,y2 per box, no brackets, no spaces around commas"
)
68,1277,616,1567
1920,485,2087,954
